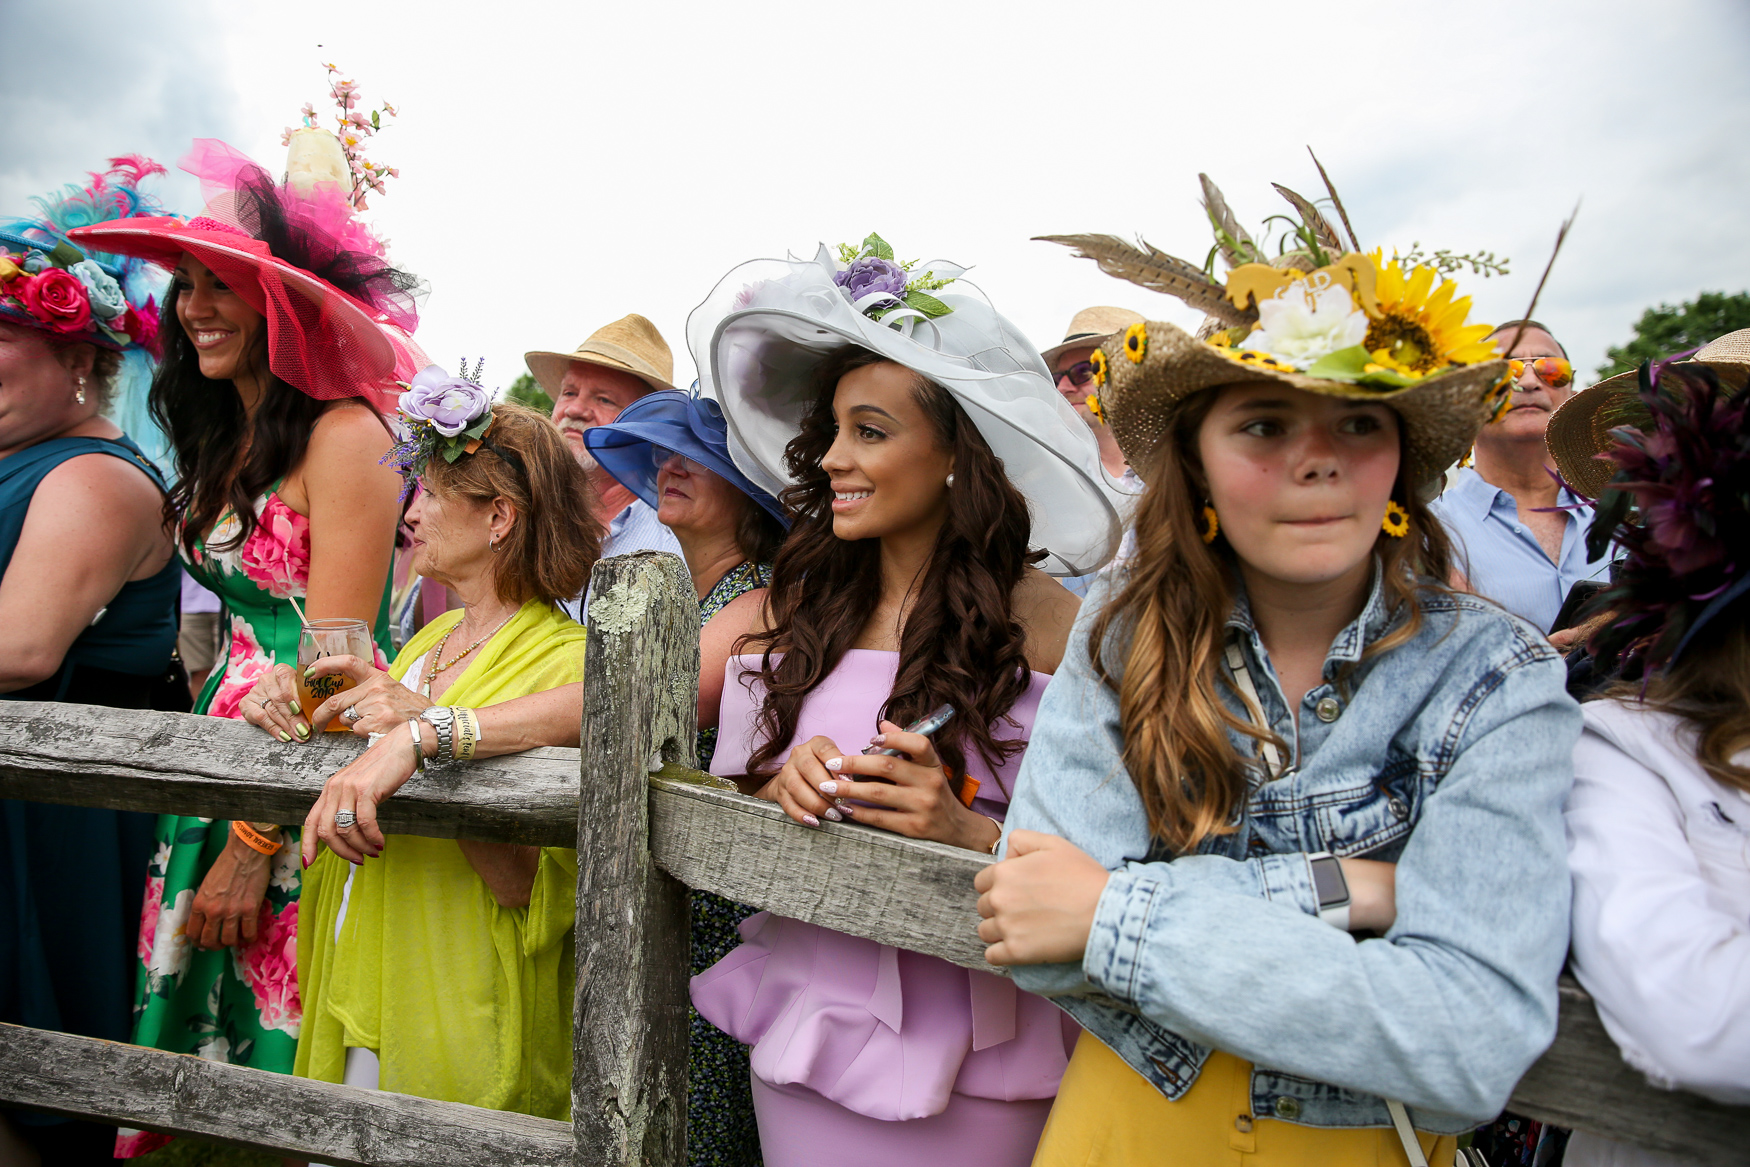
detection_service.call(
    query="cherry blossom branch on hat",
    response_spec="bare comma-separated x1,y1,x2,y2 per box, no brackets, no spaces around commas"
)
280,63,401,211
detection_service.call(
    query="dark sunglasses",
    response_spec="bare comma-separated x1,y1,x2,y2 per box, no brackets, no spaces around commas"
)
1055,361,1096,388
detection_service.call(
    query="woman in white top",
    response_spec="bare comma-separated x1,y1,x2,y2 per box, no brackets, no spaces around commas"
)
1549,358,1750,1166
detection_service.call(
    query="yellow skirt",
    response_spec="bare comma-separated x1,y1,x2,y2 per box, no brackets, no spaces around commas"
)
1033,1032,1456,1167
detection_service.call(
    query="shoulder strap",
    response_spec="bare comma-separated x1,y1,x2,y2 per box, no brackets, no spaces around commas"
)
1224,640,1284,779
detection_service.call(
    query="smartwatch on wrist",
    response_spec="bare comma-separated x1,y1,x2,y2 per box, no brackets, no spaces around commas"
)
1307,851,1351,931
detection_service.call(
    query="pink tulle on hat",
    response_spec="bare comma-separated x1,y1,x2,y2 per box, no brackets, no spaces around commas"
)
69,139,425,410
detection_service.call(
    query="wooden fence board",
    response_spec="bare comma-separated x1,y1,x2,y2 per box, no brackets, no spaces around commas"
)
0,1024,570,1167
0,701,580,845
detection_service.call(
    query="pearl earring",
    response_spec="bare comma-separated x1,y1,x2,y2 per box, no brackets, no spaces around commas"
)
945,473,955,488
75,375,86,407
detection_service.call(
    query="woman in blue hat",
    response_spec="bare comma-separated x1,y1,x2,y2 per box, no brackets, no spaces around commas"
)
585,389,787,1167
585,389,786,768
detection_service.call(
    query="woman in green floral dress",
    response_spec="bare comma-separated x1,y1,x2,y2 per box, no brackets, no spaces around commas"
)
584,390,786,1166
72,135,421,1159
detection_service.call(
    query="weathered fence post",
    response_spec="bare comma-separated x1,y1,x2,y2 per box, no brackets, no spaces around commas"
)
572,552,699,1167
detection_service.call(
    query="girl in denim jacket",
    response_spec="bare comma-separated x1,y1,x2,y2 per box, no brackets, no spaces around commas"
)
976,226,1582,1166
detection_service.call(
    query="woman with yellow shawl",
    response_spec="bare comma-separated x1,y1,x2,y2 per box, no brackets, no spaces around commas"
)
239,375,599,1118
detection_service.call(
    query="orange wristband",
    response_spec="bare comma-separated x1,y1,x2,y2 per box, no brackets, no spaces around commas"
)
950,769,982,808
231,820,281,855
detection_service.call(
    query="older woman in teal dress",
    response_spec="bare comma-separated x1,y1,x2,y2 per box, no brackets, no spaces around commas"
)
70,133,423,1159
585,391,786,1166
0,160,180,1165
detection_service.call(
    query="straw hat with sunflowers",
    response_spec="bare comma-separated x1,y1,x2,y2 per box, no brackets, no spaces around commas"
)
1037,169,1513,493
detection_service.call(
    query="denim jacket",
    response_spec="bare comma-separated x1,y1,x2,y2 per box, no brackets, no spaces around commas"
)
1003,566,1580,1133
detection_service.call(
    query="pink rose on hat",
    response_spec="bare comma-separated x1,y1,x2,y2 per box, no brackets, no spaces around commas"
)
16,268,93,333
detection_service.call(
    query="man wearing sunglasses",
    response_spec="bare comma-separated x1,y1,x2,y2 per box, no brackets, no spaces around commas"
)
1430,318,1614,635
1041,307,1143,481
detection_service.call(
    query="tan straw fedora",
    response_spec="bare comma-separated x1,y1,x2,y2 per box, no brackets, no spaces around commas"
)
524,313,678,398
1041,306,1145,367
1547,328,1750,499
1098,320,1506,492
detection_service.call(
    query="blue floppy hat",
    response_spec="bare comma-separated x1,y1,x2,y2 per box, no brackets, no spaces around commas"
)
582,389,788,525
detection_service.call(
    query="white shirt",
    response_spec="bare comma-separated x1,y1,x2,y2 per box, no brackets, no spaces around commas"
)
559,498,684,623
1564,699,1750,1167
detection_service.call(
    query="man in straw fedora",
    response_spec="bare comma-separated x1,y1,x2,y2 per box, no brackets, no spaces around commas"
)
525,314,685,601
1043,306,1146,482
1428,319,1613,636
1045,307,1146,598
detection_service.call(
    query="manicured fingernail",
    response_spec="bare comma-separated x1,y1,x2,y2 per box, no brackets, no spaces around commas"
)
839,803,855,816
802,814,820,827
823,807,842,822
286,702,301,716
277,730,292,743
819,781,838,795
301,854,310,869
294,724,309,740
870,734,886,746
824,757,842,771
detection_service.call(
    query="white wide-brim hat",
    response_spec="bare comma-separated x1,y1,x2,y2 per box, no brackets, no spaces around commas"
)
687,245,1125,576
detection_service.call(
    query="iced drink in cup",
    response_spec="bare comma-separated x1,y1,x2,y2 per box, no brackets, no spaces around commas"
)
297,618,372,730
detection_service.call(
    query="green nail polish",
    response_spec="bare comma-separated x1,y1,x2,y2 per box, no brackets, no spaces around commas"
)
277,730,292,743
294,724,309,740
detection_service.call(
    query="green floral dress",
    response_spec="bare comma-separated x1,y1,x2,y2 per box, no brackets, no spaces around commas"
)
690,561,770,1167
117,490,389,1159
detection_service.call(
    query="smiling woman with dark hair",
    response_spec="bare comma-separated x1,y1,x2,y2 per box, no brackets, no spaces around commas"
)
70,134,422,1147
681,238,1121,1166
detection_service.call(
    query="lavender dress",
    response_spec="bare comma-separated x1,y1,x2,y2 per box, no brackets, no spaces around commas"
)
690,650,1078,1167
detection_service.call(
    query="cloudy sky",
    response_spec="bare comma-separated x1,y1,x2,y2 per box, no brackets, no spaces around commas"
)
4,0,1746,393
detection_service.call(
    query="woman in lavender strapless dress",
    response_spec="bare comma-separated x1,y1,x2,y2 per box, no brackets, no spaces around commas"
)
684,242,1123,1166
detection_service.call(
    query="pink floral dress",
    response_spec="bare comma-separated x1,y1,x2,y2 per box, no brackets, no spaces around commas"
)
118,488,390,1159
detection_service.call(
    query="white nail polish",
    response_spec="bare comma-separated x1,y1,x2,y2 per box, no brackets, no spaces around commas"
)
819,781,838,795
824,808,842,822
824,757,843,771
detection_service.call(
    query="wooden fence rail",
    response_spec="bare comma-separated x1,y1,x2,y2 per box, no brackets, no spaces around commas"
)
0,552,1743,1166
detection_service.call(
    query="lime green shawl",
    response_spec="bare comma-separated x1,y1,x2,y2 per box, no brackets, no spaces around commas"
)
295,599,586,1119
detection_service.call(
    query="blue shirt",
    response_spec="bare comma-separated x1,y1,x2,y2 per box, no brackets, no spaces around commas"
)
1429,467,1613,632
561,498,685,623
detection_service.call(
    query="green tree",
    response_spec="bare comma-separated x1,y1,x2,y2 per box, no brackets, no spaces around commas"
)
502,371,553,415
1597,290,1750,380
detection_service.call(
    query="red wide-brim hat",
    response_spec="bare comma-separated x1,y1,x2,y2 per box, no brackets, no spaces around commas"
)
69,215,421,411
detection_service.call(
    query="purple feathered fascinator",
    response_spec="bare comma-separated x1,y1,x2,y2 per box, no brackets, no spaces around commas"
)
1582,360,1750,676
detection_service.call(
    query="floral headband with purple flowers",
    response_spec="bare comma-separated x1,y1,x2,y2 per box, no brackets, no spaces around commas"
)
833,232,958,323
382,361,525,499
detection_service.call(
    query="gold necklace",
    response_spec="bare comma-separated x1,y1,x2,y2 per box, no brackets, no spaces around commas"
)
422,612,515,697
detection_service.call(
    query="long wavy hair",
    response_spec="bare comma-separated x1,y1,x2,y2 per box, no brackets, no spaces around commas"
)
741,346,1041,780
1608,619,1750,794
1087,388,1454,854
150,308,384,557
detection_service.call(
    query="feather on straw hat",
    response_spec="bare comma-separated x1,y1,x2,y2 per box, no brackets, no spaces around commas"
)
1038,169,1514,491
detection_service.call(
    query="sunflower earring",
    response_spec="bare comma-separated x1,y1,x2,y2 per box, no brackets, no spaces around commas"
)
1381,500,1410,538
1196,501,1220,544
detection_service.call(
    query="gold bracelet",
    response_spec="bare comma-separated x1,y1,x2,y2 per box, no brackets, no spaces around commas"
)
452,706,480,760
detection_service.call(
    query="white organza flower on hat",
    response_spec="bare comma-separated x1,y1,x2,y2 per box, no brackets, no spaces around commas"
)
1242,280,1369,370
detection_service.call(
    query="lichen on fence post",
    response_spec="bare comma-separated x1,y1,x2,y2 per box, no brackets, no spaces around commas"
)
571,552,699,1167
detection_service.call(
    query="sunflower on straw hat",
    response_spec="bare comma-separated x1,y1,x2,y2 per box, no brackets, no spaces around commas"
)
1036,166,1514,490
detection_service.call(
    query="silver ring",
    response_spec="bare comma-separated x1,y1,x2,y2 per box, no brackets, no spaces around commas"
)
334,809,357,831
342,705,363,724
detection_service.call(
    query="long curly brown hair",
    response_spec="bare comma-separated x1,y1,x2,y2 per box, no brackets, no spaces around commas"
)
1087,388,1454,853
740,346,1041,780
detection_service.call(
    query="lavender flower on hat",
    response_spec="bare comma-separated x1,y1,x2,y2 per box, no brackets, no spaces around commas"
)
399,365,490,436
834,255,908,305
